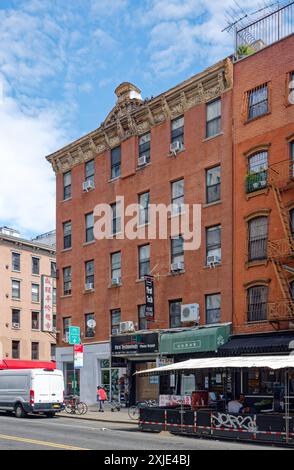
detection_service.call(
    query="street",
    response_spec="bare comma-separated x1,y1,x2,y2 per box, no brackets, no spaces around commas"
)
0,413,284,451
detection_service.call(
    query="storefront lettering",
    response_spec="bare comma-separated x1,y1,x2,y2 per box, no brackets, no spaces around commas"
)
173,340,201,351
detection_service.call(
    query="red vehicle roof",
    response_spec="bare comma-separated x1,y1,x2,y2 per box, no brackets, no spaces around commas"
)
0,360,56,370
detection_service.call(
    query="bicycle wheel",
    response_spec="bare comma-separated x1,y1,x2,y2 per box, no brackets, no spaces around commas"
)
128,405,139,420
81,402,88,414
65,403,73,414
76,402,87,415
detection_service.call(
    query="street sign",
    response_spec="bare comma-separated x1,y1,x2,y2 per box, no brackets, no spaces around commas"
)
74,344,83,369
145,276,155,318
69,326,80,345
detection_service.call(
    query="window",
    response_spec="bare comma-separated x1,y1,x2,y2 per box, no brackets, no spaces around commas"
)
51,261,56,278
248,217,268,261
85,313,95,338
139,191,150,225
63,317,71,337
171,179,184,214
291,141,294,177
138,305,147,330
171,116,184,146
206,98,221,138
12,252,20,271
32,311,40,330
111,146,121,179
139,245,150,279
139,133,151,164
31,342,39,360
12,309,20,326
63,171,71,200
63,267,72,296
111,252,121,282
206,225,221,265
171,236,184,266
246,151,268,193
247,285,268,322
169,300,182,328
53,287,56,306
85,159,95,186
206,294,221,324
111,309,121,335
85,212,94,243
247,83,268,120
12,280,20,299
32,257,40,275
51,344,56,361
63,221,72,249
111,202,121,235
290,208,294,238
206,166,221,204
85,260,94,287
291,280,294,301
12,341,20,359
32,283,40,303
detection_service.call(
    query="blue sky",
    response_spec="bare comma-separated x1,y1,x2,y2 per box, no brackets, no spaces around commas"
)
0,0,279,237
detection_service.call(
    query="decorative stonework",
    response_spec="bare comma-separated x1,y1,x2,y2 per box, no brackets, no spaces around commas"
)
46,59,233,174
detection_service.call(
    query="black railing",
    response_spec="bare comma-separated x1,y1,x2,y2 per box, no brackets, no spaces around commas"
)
248,237,268,262
248,302,268,322
246,170,268,193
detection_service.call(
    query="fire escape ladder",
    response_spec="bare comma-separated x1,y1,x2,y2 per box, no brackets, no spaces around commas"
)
272,260,293,302
271,184,294,252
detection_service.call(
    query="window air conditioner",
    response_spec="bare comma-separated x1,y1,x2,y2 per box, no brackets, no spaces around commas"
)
138,155,148,167
171,262,184,272
181,304,200,323
82,180,95,192
119,321,135,333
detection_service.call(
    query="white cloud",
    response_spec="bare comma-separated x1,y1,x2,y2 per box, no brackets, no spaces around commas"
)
93,28,118,49
90,0,128,16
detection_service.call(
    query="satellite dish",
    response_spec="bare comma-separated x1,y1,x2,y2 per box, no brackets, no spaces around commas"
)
87,319,96,329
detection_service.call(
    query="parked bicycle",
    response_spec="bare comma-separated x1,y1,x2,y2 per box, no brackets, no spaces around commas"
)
128,400,158,420
64,395,88,415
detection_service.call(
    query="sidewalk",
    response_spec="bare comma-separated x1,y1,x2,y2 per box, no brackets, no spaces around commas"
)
59,404,135,425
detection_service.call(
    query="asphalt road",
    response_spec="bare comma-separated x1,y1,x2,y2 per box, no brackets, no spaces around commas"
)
0,413,284,451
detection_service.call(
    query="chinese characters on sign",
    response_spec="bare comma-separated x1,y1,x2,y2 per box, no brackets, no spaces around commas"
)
145,276,154,318
41,275,54,332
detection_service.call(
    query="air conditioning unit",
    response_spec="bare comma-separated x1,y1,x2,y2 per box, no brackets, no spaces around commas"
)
171,262,185,272
181,304,200,323
112,328,120,335
170,141,183,155
12,323,20,329
207,255,221,268
119,321,135,333
112,277,121,286
85,282,94,291
82,180,95,192
138,155,148,167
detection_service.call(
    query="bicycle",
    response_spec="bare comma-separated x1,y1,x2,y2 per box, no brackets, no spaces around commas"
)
128,400,158,420
64,395,88,415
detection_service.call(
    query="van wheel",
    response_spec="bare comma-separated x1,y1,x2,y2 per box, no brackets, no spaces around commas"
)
15,404,26,418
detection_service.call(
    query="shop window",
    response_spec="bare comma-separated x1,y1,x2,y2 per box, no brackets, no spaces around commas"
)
63,171,71,200
248,216,268,261
247,83,269,120
206,166,221,204
206,294,221,324
138,132,151,164
246,151,268,193
206,98,221,138
111,146,121,179
169,299,182,328
63,221,72,249
139,245,150,279
247,285,268,322
64,362,80,396
171,116,184,147
139,191,150,225
246,369,283,396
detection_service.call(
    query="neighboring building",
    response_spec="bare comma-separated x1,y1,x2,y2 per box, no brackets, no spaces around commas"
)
47,59,234,404
32,230,56,248
0,227,56,362
228,32,294,371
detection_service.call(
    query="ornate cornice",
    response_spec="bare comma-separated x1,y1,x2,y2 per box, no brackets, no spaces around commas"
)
46,57,233,174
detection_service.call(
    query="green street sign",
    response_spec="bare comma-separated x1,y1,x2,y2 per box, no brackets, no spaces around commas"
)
69,326,80,345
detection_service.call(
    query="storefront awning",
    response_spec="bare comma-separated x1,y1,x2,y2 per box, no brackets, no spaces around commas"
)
159,324,231,355
218,332,294,356
135,355,294,377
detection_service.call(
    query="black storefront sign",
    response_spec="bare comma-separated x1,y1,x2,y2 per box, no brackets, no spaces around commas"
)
145,276,154,318
111,332,159,356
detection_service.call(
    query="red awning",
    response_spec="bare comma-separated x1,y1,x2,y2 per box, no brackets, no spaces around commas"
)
0,360,56,370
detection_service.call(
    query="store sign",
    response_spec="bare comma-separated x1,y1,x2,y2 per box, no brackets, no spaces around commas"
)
41,275,54,332
156,357,174,367
174,340,201,352
159,395,191,407
145,276,154,318
74,344,83,369
111,332,159,355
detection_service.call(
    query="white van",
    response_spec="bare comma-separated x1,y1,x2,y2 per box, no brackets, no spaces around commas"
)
0,369,64,418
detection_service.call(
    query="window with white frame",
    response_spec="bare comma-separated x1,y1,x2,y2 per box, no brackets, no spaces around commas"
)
171,179,184,214
12,279,20,299
139,191,150,225
111,252,121,282
111,309,121,335
206,98,221,138
63,221,72,249
171,116,184,146
32,283,40,303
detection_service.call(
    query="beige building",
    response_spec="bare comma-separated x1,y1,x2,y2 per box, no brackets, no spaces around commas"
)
0,227,56,362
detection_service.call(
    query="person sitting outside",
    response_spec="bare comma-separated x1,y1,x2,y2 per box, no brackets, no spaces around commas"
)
97,386,107,412
227,394,248,414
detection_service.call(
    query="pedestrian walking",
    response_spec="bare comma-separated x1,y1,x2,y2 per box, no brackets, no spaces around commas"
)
97,386,107,412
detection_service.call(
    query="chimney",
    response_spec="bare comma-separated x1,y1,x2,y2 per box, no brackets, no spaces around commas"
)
115,82,142,104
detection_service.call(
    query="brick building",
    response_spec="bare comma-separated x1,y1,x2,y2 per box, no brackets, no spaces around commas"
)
47,59,234,404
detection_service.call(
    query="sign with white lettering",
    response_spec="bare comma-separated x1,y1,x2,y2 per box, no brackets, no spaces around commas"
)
111,332,159,355
145,276,154,318
41,275,54,332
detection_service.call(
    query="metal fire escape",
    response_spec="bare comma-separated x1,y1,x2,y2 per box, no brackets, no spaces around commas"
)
268,160,294,322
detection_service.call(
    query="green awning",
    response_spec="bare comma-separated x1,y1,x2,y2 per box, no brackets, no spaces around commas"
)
159,325,231,355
